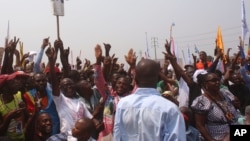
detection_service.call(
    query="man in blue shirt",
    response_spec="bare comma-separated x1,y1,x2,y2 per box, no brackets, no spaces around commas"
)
114,59,186,141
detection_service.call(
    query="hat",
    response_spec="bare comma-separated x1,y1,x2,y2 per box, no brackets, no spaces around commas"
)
0,71,28,87
192,69,207,83
44,67,61,74
7,71,29,80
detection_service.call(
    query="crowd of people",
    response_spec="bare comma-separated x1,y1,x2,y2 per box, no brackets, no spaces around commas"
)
0,36,250,141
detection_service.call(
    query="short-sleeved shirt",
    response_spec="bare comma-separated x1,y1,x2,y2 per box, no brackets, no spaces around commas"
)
53,93,93,133
196,61,212,70
191,92,240,140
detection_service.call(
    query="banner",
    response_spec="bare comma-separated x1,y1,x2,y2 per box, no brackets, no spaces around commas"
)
51,0,64,16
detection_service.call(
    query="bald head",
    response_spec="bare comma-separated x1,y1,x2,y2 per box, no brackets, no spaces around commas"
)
135,59,160,88
72,117,95,140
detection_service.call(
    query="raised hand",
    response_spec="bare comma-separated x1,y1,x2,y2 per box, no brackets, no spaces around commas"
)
164,39,172,56
103,43,111,57
162,51,176,61
63,47,70,57
125,48,137,67
24,59,30,66
95,44,103,64
6,108,26,119
7,37,20,54
45,47,55,61
42,37,50,49
23,52,30,59
76,57,82,65
192,54,197,61
54,39,63,51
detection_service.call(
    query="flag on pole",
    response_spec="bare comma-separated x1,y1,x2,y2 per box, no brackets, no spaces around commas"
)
216,26,226,72
194,44,199,54
239,36,246,59
51,0,64,16
242,0,249,41
216,26,226,59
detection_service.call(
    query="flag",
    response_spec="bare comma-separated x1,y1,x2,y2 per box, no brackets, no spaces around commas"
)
194,44,199,54
216,26,227,65
51,0,64,16
242,0,249,41
239,37,246,59
216,59,225,74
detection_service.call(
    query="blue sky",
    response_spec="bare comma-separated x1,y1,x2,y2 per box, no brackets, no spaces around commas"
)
0,0,248,66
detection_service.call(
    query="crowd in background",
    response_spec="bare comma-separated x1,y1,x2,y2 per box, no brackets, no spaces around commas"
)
0,36,250,141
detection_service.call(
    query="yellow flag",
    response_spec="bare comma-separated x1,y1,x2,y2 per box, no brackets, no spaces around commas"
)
216,26,227,64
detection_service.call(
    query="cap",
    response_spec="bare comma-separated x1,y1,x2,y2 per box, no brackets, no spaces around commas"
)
44,67,61,74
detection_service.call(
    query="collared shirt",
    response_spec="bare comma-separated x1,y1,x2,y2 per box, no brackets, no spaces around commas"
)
114,88,186,141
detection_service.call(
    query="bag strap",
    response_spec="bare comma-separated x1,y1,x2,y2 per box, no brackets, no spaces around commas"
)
203,93,233,123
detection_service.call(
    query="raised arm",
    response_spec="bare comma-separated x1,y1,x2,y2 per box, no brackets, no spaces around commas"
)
46,45,60,96
34,37,49,73
94,44,107,100
102,43,112,82
1,37,20,74
206,48,223,73
53,39,69,78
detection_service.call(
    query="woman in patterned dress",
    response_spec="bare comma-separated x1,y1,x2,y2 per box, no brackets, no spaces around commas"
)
191,72,240,141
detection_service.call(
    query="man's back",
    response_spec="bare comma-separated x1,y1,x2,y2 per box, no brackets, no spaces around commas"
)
114,88,186,141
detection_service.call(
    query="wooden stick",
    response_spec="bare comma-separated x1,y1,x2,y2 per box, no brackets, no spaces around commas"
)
56,16,60,39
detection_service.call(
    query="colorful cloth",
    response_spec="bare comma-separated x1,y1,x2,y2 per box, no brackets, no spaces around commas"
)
0,92,25,140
